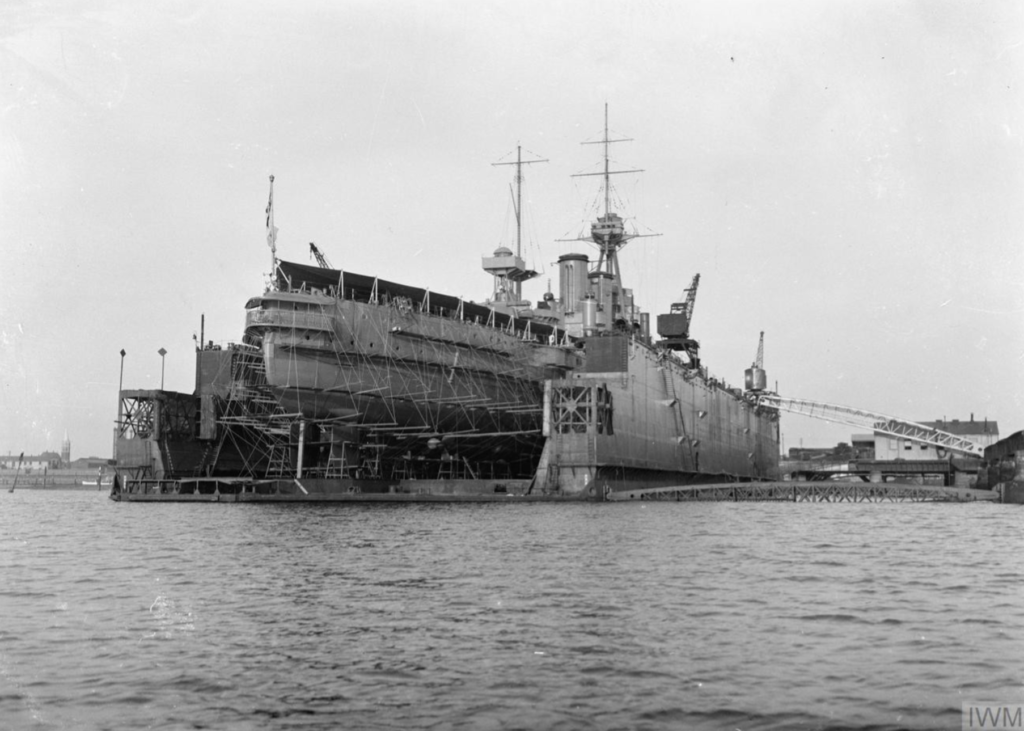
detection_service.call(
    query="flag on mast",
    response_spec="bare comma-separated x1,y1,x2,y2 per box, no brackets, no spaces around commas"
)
265,174,278,254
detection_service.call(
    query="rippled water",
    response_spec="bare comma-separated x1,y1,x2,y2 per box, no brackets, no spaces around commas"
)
1,491,1021,730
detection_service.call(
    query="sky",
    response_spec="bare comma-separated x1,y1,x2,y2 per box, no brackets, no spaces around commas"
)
1,0,1021,460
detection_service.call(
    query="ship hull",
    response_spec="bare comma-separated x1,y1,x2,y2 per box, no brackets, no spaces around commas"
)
262,341,544,434
250,292,778,491
249,293,569,436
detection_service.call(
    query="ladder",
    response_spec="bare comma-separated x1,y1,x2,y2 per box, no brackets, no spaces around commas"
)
324,441,355,478
662,365,689,444
662,365,695,469
265,442,291,478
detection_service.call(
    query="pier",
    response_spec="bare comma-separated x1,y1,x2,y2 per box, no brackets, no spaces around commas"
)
606,481,998,503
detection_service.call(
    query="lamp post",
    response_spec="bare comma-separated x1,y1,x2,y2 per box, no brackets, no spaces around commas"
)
115,349,126,455
119,349,126,395
158,348,167,390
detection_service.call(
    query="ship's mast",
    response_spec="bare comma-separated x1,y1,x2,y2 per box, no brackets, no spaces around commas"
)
580,103,640,215
599,104,615,218
492,145,547,301
572,104,646,283
265,174,278,289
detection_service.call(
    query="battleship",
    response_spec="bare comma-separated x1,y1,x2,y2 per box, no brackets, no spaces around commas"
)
111,109,780,502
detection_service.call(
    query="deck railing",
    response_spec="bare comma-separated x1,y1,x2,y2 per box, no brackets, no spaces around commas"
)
245,309,334,332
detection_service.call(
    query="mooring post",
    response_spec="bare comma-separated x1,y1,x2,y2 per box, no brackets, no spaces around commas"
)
296,420,305,479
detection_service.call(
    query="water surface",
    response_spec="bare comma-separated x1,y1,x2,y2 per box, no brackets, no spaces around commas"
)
1,492,1021,729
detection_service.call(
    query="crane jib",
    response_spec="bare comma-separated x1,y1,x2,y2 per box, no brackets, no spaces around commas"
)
756,395,985,457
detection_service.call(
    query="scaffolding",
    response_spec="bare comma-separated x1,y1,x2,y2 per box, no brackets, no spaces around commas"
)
183,282,553,484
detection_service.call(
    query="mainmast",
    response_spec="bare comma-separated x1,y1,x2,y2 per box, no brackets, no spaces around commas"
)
490,145,547,302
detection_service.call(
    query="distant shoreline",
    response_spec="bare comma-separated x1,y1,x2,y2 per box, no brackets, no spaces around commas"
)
4,483,109,491
0,471,113,490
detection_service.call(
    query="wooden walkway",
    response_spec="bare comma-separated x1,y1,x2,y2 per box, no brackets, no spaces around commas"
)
607,481,998,503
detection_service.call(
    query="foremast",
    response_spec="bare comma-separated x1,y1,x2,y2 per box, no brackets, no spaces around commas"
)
550,104,658,338
570,103,651,292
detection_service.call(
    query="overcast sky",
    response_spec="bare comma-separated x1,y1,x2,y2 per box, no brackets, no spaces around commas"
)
2,0,1021,460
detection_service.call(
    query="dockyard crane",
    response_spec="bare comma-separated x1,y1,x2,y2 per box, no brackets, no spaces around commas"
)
740,329,983,456
674,273,700,336
754,395,985,457
745,331,767,392
736,325,984,456
309,242,333,269
656,273,702,364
